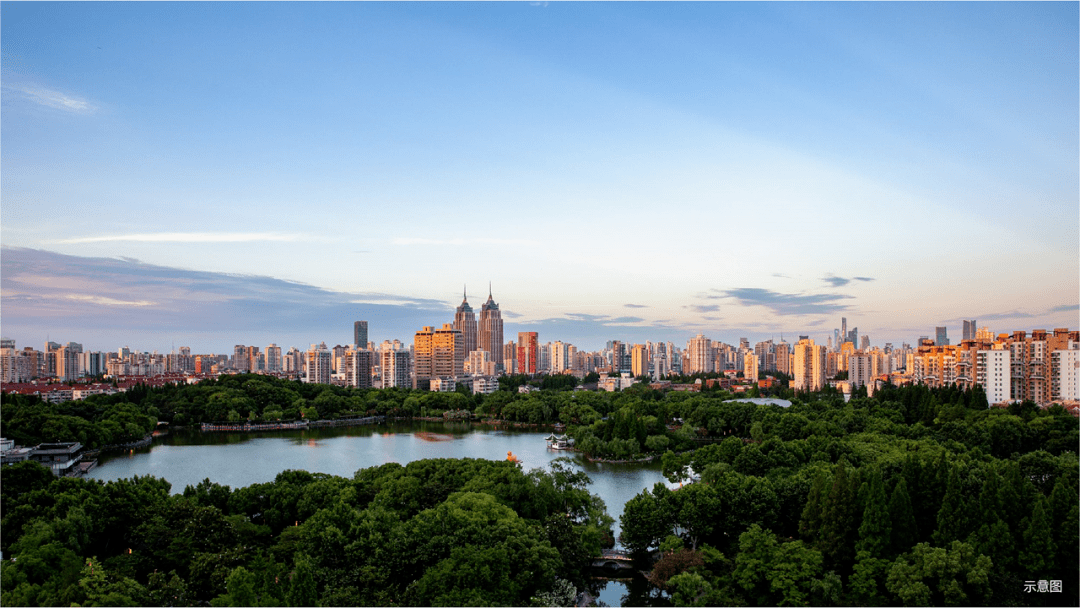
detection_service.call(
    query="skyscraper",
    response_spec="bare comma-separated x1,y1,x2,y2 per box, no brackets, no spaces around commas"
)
935,326,949,346
354,321,368,349
518,332,539,375
478,285,504,372
963,319,978,341
453,288,478,357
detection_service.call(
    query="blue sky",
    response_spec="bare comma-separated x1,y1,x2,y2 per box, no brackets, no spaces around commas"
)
2,2,1077,353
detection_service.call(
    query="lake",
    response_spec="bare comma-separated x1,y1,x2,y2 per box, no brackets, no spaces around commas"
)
88,420,670,606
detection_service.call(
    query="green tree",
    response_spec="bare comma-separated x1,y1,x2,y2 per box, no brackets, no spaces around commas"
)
932,466,970,546
1019,495,1056,579
286,553,317,607
885,541,992,606
888,476,918,557
734,524,824,606
855,470,891,560
224,566,257,607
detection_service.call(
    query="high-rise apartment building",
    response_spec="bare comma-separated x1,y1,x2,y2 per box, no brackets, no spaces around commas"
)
56,342,83,381
466,349,497,376
743,352,759,382
685,334,713,375
849,353,875,391
551,341,570,374
754,340,776,373
792,338,826,392
347,349,373,389
1050,346,1079,402
517,332,539,375
354,321,368,349
433,324,465,379
504,340,517,375
631,344,649,377
266,344,282,372
414,324,465,387
380,342,411,388
304,343,332,385
453,289,478,357
413,326,435,388
478,286,504,372
976,349,1011,405
776,340,791,376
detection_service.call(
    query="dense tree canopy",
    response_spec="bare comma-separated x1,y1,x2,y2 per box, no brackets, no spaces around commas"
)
1,457,612,606
617,383,1079,606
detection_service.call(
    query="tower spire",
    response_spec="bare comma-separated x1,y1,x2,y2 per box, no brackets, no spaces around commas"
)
489,281,492,298
463,284,467,301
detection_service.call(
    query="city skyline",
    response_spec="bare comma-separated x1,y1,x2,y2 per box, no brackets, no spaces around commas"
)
2,3,1077,353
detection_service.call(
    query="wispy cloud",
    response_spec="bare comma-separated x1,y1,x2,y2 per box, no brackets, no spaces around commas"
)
51,232,305,244
1,248,452,348
624,303,648,309
64,294,155,307
718,287,853,316
1048,304,1079,313
7,84,95,114
685,304,720,313
821,274,875,288
393,237,539,247
969,310,1036,321
502,310,525,319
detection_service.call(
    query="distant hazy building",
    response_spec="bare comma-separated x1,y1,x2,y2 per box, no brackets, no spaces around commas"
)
935,326,949,346
354,321,368,349
963,319,978,341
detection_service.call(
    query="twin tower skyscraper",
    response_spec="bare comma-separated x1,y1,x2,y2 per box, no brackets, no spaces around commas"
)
454,284,504,372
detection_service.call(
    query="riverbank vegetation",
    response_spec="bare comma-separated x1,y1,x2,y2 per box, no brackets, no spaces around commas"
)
1,457,613,606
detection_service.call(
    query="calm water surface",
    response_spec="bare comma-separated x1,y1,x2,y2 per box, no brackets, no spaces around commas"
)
88,421,668,606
